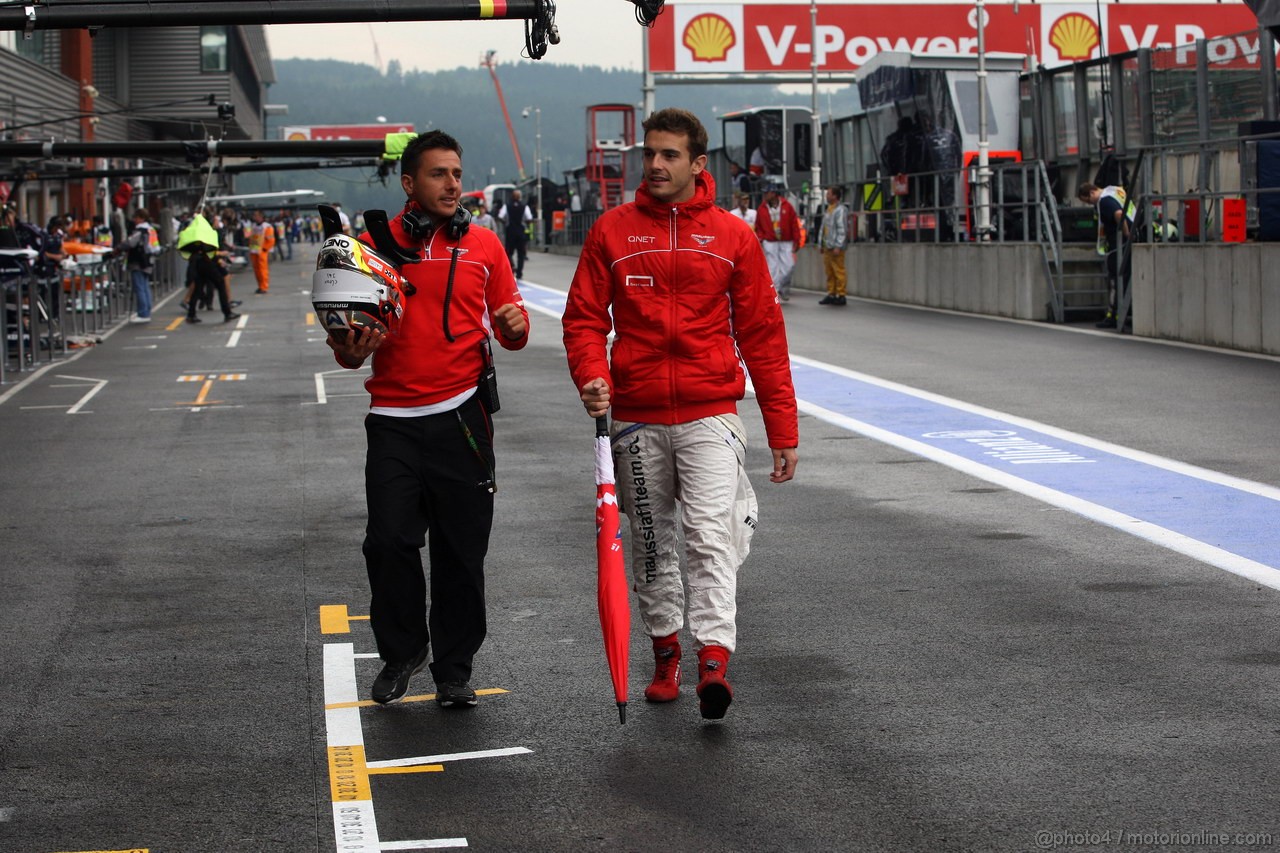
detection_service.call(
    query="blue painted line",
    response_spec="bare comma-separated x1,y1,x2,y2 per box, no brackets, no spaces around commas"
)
790,357,1280,575
520,281,567,317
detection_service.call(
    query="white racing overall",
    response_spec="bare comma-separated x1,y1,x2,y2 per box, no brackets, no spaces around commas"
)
611,414,759,653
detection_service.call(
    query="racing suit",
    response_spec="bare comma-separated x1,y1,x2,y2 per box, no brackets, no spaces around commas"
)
563,171,797,652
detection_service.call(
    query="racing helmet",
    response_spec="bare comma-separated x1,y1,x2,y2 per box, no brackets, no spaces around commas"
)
312,234,407,341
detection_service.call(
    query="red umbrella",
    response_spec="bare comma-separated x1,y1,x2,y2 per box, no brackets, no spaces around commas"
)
594,415,629,724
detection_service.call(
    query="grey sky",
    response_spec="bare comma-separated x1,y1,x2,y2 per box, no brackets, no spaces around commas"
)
264,0,651,72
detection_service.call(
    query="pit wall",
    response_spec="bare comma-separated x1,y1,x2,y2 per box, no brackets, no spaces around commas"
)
793,244,1280,356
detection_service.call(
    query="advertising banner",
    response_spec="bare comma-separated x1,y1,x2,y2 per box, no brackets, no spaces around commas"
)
648,2,1266,73
281,124,414,141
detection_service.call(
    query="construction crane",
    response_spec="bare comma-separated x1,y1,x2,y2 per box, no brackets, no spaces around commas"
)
480,50,526,181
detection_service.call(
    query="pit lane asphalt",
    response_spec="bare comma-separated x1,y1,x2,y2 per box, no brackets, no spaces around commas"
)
1,249,1278,853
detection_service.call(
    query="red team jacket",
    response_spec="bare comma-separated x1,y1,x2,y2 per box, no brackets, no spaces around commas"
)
755,197,801,244
563,172,798,449
345,209,529,408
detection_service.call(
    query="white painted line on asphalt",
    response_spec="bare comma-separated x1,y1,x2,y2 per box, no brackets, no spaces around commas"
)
791,391,1280,592
58,374,108,415
122,344,159,350
324,642,364,747
309,366,370,406
225,313,249,347
367,748,533,769
324,641,477,852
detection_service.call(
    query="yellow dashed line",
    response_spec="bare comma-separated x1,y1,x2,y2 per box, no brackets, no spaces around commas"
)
165,317,183,331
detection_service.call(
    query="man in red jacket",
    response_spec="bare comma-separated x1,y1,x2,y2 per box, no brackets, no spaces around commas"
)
755,182,801,302
328,130,529,709
563,108,799,721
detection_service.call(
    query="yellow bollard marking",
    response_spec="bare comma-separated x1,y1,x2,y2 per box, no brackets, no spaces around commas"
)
325,687,509,711
306,312,316,326
320,604,370,634
328,744,371,802
166,317,183,331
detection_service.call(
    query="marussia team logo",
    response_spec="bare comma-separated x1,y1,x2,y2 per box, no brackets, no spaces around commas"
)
691,234,716,246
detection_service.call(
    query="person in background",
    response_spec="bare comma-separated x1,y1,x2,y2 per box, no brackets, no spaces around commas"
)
248,209,275,294
755,182,800,303
334,202,352,235
729,191,756,228
122,209,157,323
1077,182,1134,329
818,186,850,307
563,108,800,722
185,243,240,325
497,189,532,280
473,200,498,233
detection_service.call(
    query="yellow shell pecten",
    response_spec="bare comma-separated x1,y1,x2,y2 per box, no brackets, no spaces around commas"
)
683,13,737,62
1049,12,1100,61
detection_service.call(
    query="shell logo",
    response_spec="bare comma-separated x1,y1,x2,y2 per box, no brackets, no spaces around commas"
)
286,130,309,141
1049,12,1100,61
682,13,736,63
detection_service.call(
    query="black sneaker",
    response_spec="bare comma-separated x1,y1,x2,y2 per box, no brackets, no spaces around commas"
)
186,315,202,324
223,312,241,322
435,681,478,708
818,295,837,305
834,296,847,306
371,644,429,705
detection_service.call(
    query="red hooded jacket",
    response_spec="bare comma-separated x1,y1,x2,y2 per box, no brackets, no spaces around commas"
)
343,209,528,408
563,172,798,449
755,196,801,244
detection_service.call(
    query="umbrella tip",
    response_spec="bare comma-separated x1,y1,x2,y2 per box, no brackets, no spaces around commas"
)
617,702,627,724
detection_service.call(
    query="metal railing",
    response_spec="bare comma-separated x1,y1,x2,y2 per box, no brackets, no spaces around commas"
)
3,245,182,383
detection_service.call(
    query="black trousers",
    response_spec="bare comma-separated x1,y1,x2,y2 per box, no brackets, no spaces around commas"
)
362,395,495,683
505,236,528,279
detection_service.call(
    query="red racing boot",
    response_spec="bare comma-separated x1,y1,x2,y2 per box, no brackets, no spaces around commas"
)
644,633,682,702
696,645,733,720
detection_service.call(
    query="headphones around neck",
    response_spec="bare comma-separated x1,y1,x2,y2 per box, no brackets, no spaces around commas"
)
402,201,472,243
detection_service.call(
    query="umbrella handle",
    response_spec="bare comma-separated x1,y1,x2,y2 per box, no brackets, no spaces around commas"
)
595,415,609,438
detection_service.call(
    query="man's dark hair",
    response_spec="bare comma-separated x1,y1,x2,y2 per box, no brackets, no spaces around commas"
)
642,108,708,160
132,209,150,223
1076,182,1099,202
401,130,464,176
828,185,845,201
